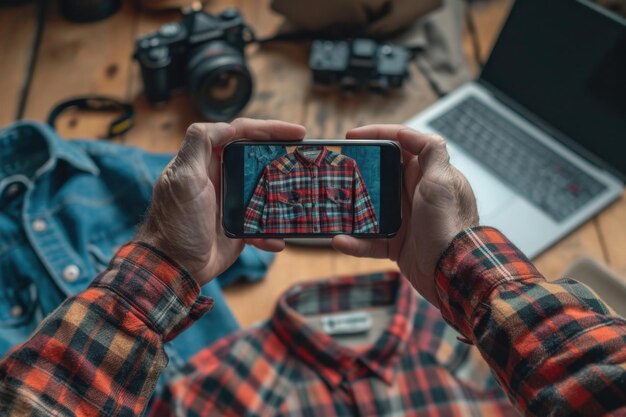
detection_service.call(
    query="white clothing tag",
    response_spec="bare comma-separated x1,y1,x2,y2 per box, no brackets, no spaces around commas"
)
321,311,372,336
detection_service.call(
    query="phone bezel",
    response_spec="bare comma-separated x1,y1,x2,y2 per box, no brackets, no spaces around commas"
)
221,139,402,238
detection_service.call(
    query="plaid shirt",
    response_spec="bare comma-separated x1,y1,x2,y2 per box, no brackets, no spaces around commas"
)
243,146,379,234
150,272,519,416
1,228,625,416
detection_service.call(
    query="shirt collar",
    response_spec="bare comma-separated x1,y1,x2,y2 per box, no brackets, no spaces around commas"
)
0,121,99,192
294,145,328,167
270,272,417,388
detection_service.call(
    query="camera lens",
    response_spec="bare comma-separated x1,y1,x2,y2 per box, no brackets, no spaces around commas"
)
187,42,253,121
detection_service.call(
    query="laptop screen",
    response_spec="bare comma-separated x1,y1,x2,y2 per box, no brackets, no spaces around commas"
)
481,0,626,177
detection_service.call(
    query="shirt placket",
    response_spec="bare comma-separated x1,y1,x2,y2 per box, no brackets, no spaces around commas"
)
311,165,320,232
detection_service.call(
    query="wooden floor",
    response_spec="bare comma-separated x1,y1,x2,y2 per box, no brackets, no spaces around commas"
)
1,0,624,327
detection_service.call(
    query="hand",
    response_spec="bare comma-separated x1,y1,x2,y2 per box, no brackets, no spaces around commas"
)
136,119,305,286
332,125,478,306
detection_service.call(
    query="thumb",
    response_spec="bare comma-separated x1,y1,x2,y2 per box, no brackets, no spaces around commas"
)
397,130,451,179
175,123,235,174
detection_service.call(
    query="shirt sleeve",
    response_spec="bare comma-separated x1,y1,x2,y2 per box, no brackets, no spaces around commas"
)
0,242,213,417
352,166,379,233
435,226,626,416
244,168,269,233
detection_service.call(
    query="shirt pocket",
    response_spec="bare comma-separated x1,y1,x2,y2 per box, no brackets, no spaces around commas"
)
326,188,351,207
0,255,40,354
275,190,306,220
324,188,352,221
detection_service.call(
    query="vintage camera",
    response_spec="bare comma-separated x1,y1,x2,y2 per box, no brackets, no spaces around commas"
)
309,39,412,92
134,7,255,121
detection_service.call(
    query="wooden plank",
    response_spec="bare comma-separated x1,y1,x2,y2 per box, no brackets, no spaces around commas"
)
0,3,37,125
533,221,607,279
239,0,309,124
22,1,137,139
124,7,190,153
596,191,626,280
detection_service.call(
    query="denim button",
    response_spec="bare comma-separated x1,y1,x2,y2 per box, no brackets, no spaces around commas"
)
5,183,20,197
10,305,23,318
63,265,80,282
32,219,47,232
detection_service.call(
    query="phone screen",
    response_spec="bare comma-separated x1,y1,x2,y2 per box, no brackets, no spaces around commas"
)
222,140,402,237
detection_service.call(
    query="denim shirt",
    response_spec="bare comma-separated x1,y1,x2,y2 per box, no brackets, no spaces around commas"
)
243,145,287,205
0,122,271,373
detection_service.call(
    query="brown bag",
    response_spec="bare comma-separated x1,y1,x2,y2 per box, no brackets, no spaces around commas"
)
270,0,443,38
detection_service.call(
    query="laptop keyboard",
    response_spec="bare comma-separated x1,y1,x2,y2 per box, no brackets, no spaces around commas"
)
429,96,606,222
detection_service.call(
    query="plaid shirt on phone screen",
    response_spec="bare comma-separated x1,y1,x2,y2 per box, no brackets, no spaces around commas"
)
243,146,379,234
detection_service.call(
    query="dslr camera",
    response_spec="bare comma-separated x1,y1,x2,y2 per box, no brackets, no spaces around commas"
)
134,7,255,121
309,39,411,92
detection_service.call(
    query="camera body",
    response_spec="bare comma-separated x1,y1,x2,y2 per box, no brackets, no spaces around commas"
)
309,39,411,92
134,8,254,121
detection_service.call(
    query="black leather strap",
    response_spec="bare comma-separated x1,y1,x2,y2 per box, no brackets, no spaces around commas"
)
47,96,135,138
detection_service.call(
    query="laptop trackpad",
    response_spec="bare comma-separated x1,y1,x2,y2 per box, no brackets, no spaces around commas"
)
448,144,516,220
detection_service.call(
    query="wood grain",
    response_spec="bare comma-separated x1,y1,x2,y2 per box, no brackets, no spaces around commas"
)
533,220,607,280
596,192,626,279
0,3,36,125
21,1,138,139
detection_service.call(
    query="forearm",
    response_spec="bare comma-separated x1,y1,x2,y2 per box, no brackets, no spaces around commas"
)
435,227,626,416
0,242,212,417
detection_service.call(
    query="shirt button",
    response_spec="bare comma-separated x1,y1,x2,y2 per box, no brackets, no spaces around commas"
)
10,305,24,318
5,183,20,197
32,219,47,232
63,265,80,282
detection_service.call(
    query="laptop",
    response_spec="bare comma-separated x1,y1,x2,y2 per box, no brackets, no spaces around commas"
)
405,0,625,258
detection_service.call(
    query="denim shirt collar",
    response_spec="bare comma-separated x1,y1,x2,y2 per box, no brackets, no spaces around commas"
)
0,121,99,193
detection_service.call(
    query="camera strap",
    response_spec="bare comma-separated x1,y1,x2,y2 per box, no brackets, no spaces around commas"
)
47,96,135,138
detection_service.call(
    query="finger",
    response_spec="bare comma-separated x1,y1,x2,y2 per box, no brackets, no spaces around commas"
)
244,238,286,252
331,235,389,259
396,129,451,175
230,118,306,143
346,124,408,139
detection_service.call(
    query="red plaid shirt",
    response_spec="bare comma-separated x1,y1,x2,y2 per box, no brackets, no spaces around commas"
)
151,271,519,416
243,146,379,234
1,228,625,416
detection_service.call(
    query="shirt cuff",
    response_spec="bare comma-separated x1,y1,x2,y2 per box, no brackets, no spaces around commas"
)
435,226,544,339
90,242,214,341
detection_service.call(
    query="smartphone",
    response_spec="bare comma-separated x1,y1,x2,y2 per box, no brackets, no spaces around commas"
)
222,140,402,238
